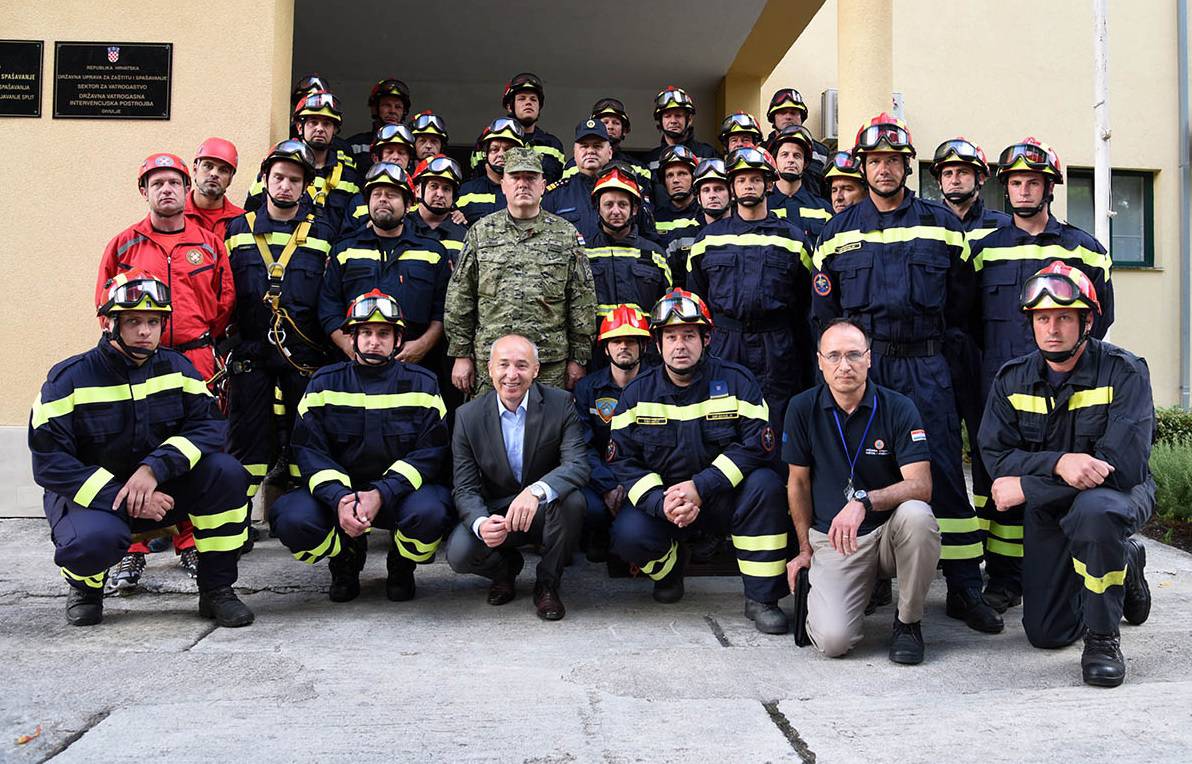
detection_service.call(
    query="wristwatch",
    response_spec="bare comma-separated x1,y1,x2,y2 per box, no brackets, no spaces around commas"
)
853,490,873,513
529,484,548,502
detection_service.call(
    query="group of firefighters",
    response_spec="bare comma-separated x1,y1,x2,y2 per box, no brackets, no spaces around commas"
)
28,72,1156,688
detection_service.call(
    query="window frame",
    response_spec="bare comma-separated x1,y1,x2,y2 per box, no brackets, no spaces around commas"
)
1066,167,1155,269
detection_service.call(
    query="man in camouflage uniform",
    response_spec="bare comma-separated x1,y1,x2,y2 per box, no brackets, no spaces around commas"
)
445,148,597,395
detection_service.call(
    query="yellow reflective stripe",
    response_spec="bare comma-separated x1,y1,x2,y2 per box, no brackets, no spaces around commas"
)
1008,393,1049,414
73,467,114,507
532,144,566,162
387,459,424,491
689,233,807,261
1072,557,1127,593
655,218,700,232
273,403,286,415
337,181,360,195
972,494,989,508
738,558,787,577
712,453,744,487
973,243,1111,277
939,541,985,560
61,567,104,588
611,396,769,430
194,528,248,553
295,527,341,564
247,483,260,498
937,516,981,534
161,435,202,468
586,246,645,258
560,165,579,180
393,528,439,562
191,503,248,531
814,225,968,269
228,232,331,255
980,518,1024,540
627,473,664,505
1069,386,1114,410
399,250,442,264
442,239,463,251
336,247,381,265
298,390,446,418
641,541,678,581
31,375,209,429
457,192,496,207
732,532,788,552
309,469,351,493
800,207,833,221
653,252,674,286
987,538,1024,558
966,227,998,243
244,463,268,477
774,208,787,219
288,463,301,478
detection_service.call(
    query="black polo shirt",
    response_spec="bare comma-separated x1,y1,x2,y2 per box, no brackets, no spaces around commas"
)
782,381,930,536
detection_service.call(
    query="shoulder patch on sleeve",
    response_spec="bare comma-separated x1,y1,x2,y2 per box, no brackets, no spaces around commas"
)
910,428,927,442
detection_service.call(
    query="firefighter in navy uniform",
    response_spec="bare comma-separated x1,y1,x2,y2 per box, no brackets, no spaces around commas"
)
223,140,335,512
270,290,453,602
812,113,1003,633
979,263,1150,687
968,138,1114,611
824,150,866,214
339,123,419,236
768,125,834,244
289,74,354,161
410,110,449,161
763,88,829,197
688,147,814,428
573,305,652,561
693,158,732,227
589,98,654,190
30,271,253,627
408,155,468,266
644,86,718,201
608,289,791,634
320,163,451,372
583,167,671,336
344,78,412,172
502,72,566,183
245,92,361,233
652,146,703,281
458,117,524,225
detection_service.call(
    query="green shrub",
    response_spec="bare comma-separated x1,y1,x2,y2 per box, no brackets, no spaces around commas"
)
1155,406,1192,445
1151,441,1192,521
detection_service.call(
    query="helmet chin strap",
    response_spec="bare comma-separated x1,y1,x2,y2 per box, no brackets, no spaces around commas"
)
943,188,978,204
863,156,909,199
778,171,802,183
1008,180,1054,218
1038,313,1092,363
735,194,764,208
601,218,632,235
487,160,506,176
107,319,156,360
662,125,691,143
353,331,399,366
605,343,642,371
371,212,403,231
422,201,451,216
268,190,300,209
668,188,692,204
703,205,728,219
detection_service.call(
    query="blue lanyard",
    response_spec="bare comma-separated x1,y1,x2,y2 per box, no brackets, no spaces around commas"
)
832,391,878,488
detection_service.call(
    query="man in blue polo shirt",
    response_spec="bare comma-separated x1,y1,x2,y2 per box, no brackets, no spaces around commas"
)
784,318,940,664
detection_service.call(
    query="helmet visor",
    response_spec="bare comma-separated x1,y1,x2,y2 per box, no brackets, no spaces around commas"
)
374,123,413,144
365,162,409,186
998,142,1053,171
831,151,860,172
933,139,982,164
111,278,170,309
350,294,401,322
411,112,446,134
1020,273,1084,310
300,92,340,112
656,89,694,110
721,113,759,133
421,155,462,182
856,123,912,152
651,294,704,325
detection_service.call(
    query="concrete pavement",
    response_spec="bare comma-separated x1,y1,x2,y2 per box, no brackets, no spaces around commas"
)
1,518,1190,763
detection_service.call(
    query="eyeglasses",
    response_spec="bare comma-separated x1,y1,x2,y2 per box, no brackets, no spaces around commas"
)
818,349,870,366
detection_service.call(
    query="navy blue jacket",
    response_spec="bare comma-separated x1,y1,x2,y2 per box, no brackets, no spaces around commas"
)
457,175,507,226
573,365,626,494
584,228,672,322
768,183,834,244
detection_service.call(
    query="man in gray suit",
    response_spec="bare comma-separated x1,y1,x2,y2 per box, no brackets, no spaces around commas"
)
446,334,589,620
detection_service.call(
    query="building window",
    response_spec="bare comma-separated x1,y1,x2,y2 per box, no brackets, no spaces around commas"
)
917,162,1006,212
1067,168,1155,267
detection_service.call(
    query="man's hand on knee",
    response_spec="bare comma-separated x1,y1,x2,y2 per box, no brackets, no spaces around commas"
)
115,464,159,517
1055,453,1115,490
991,476,1025,511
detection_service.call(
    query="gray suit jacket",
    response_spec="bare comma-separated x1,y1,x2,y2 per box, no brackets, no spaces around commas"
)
452,382,590,530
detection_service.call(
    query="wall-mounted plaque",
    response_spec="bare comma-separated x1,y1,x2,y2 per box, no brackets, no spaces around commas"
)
53,42,171,119
0,40,43,117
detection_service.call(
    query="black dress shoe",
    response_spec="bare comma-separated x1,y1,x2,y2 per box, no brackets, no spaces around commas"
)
1082,631,1126,687
487,551,524,606
533,581,566,621
66,586,104,626
386,547,416,602
198,586,255,627
865,577,893,615
889,614,924,665
946,586,1004,634
652,544,688,604
982,583,1022,614
1123,538,1151,626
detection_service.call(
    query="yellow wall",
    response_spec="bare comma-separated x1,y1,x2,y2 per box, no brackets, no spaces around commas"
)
765,0,1188,406
0,0,293,425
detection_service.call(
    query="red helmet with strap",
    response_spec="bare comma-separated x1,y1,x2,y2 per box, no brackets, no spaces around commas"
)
194,138,239,172
591,167,642,203
599,304,651,342
649,288,714,333
853,112,915,157
997,137,1064,184
1020,261,1101,315
137,152,190,187
342,289,406,331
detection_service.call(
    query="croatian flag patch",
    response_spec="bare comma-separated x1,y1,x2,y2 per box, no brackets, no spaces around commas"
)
910,429,927,442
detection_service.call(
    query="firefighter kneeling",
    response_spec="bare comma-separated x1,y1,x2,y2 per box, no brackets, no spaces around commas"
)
30,271,253,627
979,263,1153,687
270,290,453,602
607,288,791,634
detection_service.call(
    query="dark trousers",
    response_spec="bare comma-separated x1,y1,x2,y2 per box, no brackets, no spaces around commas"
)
609,469,790,603
1023,484,1153,646
269,484,454,565
226,356,310,501
870,350,983,588
445,490,585,587
46,453,249,592
581,486,612,535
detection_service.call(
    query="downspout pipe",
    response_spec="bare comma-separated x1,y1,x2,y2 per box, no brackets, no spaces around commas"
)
1180,0,1190,409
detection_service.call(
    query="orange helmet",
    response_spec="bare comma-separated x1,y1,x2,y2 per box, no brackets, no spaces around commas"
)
649,288,714,333
591,166,642,204
194,137,238,172
137,152,190,188
853,112,914,157
1020,261,1100,315
599,304,651,343
997,137,1064,184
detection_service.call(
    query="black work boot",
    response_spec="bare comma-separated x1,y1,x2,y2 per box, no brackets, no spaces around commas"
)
198,586,255,627
744,599,790,634
652,544,688,604
66,586,104,626
585,527,611,564
386,544,416,602
328,535,366,603
1082,631,1126,687
889,613,925,665
1123,538,1151,626
981,582,1022,614
865,577,893,615
945,586,1005,634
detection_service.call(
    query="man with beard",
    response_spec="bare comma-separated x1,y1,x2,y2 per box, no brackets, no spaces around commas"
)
185,138,243,241
645,86,718,202
344,78,412,172
408,155,467,266
573,305,651,561
824,151,867,214
458,117,524,225
607,289,790,634
501,73,565,183
688,147,814,427
653,146,702,283
339,123,418,236
320,163,450,375
763,88,829,197
768,125,834,244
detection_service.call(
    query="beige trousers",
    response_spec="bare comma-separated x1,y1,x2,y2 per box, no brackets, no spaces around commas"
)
805,500,940,657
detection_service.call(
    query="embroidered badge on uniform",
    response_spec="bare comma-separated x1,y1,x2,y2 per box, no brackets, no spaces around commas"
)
837,241,862,254
874,439,884,450
186,249,203,265
910,429,927,442
761,425,776,453
606,440,617,462
813,272,832,297
594,397,617,424
709,380,729,398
